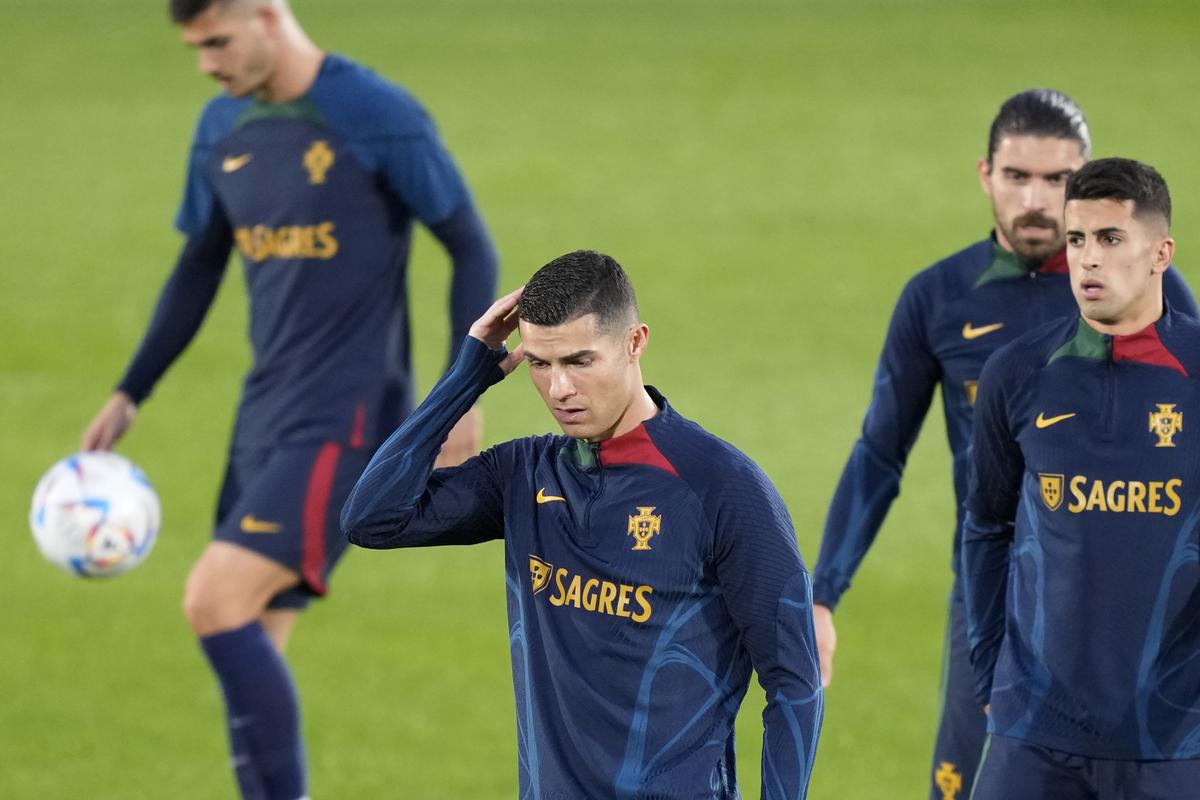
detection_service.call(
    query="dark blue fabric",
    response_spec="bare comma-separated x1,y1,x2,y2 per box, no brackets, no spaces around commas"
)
963,302,1200,759
813,238,1197,609
343,337,822,799
929,580,988,800
199,622,306,800
971,734,1200,800
124,54,496,449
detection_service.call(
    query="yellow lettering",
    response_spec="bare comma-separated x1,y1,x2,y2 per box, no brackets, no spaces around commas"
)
581,578,599,612
1106,481,1126,513
1068,475,1088,513
564,574,582,608
1128,481,1147,513
599,582,618,616
1165,479,1183,516
316,222,339,259
1148,481,1163,514
631,586,653,623
547,568,567,607
615,584,633,618
1086,480,1108,512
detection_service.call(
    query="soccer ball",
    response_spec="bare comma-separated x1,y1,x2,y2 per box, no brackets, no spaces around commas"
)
29,452,161,578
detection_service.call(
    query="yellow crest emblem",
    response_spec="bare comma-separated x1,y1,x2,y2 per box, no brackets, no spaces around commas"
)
963,380,978,407
934,761,963,800
1039,473,1064,511
1149,403,1183,448
529,555,553,594
627,506,662,551
302,140,334,184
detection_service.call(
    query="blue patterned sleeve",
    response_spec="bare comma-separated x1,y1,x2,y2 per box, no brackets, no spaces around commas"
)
813,277,941,608
711,459,822,798
961,348,1024,706
340,337,509,548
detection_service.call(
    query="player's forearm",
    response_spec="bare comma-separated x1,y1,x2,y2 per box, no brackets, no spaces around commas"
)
340,336,504,547
812,438,903,607
430,204,499,366
117,223,230,403
960,511,1013,705
758,579,823,799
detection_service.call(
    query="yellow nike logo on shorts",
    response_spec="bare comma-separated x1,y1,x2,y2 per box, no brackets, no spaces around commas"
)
240,514,282,534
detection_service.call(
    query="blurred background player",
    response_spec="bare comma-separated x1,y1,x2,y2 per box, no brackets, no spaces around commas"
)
810,89,1197,798
963,157,1200,798
341,251,823,798
79,0,497,797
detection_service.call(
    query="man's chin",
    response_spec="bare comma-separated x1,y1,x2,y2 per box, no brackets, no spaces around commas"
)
1014,240,1061,263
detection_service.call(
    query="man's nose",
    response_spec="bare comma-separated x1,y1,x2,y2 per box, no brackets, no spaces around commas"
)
549,369,575,401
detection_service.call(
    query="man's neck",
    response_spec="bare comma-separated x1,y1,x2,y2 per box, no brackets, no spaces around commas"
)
258,33,324,102
1082,292,1165,337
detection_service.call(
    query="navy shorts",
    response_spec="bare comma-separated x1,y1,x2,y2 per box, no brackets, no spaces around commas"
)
930,579,989,800
214,442,373,610
971,734,1200,800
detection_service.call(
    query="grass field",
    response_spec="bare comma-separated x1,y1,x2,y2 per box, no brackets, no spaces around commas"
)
3,1,1200,797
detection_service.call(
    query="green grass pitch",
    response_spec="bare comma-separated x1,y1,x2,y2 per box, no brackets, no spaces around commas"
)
3,1,1199,797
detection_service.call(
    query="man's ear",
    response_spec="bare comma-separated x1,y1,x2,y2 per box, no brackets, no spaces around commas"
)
1152,235,1175,275
628,323,650,360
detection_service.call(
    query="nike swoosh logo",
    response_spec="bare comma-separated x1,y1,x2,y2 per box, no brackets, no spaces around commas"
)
222,153,252,173
536,488,566,504
240,514,282,533
962,322,1005,340
1035,412,1077,429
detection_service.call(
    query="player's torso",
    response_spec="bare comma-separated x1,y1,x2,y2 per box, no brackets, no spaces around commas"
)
501,438,746,797
998,325,1200,757
207,100,414,446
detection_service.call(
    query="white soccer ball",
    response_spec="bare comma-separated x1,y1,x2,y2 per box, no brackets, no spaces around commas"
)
29,452,161,578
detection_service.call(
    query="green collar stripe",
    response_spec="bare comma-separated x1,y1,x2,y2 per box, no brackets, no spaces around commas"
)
1049,317,1109,364
235,95,326,129
973,243,1028,288
564,439,598,469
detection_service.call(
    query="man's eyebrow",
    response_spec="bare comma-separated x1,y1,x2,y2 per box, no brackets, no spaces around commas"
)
523,349,597,362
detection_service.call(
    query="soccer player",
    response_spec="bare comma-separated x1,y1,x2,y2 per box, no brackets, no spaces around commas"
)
341,251,823,798
962,157,1200,798
79,1,497,797
810,89,1197,799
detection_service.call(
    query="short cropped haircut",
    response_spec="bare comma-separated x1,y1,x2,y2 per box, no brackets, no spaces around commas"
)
519,250,639,333
170,0,258,24
988,89,1092,162
1066,157,1172,229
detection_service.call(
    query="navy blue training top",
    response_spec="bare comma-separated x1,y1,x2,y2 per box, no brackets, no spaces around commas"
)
963,302,1200,759
342,338,823,799
118,54,497,449
814,239,1196,608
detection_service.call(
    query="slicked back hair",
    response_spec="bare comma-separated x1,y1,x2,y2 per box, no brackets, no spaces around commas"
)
987,88,1092,163
1066,157,1172,230
519,250,639,335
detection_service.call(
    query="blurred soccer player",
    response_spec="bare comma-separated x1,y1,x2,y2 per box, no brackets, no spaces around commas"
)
342,251,823,798
79,0,497,797
963,157,1200,798
811,89,1197,798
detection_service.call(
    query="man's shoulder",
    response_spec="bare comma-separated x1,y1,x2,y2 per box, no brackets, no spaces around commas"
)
192,94,252,148
986,315,1077,380
899,237,994,305
650,401,779,500
309,54,433,141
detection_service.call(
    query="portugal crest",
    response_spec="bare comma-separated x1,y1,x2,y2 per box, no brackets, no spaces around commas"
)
1039,473,1064,511
303,140,335,184
627,506,662,551
529,555,553,594
934,761,963,800
1149,403,1183,448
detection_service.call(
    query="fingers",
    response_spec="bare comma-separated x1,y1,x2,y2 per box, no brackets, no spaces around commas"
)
500,342,526,376
813,604,836,688
469,286,525,348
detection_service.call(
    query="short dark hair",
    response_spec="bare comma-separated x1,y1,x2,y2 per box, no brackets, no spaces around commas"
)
987,89,1091,163
170,0,232,24
1066,157,1172,229
519,250,639,333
